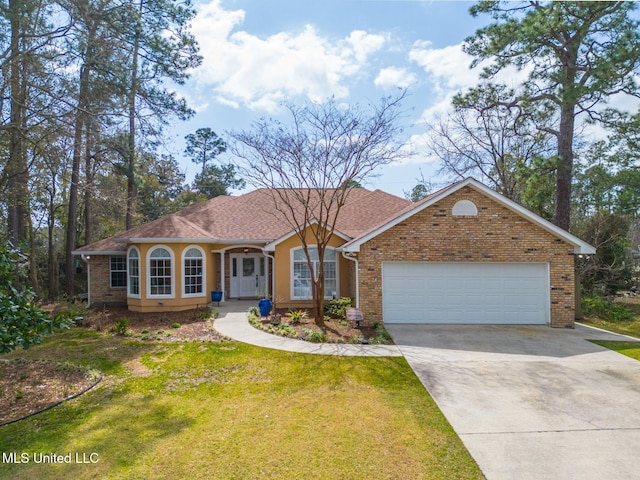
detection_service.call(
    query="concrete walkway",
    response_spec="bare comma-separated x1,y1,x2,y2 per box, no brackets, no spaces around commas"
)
213,300,402,357
387,323,640,480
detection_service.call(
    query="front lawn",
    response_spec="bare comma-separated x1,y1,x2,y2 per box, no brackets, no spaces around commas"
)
579,297,640,339
590,341,640,362
0,329,483,479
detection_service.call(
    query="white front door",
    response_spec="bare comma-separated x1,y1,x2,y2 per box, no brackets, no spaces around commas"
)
230,254,267,298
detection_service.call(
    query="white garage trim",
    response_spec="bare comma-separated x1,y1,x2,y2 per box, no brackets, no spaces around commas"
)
382,262,550,325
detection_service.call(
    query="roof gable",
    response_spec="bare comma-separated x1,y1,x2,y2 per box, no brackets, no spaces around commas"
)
341,178,596,255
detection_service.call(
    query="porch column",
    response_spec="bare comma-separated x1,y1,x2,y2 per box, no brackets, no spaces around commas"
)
212,249,226,302
220,252,226,302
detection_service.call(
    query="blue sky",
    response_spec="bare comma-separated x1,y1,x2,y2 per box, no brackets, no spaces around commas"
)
167,0,497,197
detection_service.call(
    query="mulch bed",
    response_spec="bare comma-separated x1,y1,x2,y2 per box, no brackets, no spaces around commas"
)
81,305,230,343
254,309,384,344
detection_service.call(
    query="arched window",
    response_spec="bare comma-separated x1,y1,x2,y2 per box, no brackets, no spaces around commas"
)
452,199,478,216
291,247,337,300
183,246,205,297
127,247,140,297
147,246,174,297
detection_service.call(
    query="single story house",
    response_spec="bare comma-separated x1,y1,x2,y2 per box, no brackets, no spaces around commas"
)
73,178,595,327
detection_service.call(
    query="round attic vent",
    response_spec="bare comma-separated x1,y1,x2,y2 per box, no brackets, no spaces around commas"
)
452,199,478,216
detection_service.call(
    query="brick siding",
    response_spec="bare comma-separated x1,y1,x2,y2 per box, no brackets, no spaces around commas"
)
89,256,127,306
356,186,576,328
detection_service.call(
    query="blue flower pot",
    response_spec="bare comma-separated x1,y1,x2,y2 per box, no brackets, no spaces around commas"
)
211,291,223,302
258,298,272,317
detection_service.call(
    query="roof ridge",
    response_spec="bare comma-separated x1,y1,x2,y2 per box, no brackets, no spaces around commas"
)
171,214,213,238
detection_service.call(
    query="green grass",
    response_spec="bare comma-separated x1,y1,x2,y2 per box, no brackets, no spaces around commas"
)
0,329,482,479
590,341,640,362
580,299,640,339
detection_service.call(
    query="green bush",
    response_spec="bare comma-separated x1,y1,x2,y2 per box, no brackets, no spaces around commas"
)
370,324,392,344
275,324,298,338
324,297,353,319
0,246,73,353
285,309,308,323
582,296,635,322
171,322,181,329
302,328,327,343
112,317,129,335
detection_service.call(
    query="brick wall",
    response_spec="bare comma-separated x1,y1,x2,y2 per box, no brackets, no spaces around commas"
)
356,186,576,328
89,255,127,305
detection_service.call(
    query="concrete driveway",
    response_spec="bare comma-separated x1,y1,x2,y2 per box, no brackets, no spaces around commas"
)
386,323,640,480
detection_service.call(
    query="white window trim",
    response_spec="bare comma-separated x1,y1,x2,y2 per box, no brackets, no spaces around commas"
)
452,199,478,216
127,247,141,299
110,255,127,289
182,245,206,298
290,246,339,300
146,245,175,299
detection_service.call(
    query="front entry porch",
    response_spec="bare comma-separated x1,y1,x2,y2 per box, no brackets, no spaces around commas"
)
212,246,273,301
229,253,267,298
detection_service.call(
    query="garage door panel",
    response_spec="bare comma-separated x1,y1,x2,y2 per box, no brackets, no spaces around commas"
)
382,262,548,325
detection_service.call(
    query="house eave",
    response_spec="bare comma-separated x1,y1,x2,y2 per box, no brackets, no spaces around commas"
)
72,250,125,256
114,237,271,245
263,221,352,252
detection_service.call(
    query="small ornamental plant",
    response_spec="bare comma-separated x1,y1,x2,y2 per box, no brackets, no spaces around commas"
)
285,309,308,324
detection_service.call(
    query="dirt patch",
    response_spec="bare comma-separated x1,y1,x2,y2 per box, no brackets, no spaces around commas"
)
0,359,99,426
82,306,230,343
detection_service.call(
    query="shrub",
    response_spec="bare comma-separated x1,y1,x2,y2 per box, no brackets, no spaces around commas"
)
582,296,635,322
0,246,73,353
285,309,308,324
171,322,181,329
112,317,129,336
275,324,298,338
369,324,393,344
324,297,353,319
302,328,327,343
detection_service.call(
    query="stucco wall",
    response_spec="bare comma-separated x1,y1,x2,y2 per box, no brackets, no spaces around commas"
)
356,186,576,328
125,242,216,313
272,227,354,310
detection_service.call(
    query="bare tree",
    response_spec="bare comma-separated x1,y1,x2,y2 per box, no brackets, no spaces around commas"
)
428,84,555,202
230,94,407,323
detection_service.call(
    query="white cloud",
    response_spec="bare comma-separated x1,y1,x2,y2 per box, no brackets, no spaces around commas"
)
190,1,388,112
374,67,417,90
397,40,534,165
408,41,478,92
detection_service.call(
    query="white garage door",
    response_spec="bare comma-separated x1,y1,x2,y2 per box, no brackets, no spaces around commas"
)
382,262,549,324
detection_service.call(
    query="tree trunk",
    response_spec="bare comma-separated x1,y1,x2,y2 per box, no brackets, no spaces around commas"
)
314,270,325,328
126,4,142,231
84,125,94,245
7,0,28,247
64,50,93,295
48,177,57,301
553,104,576,231
27,215,40,296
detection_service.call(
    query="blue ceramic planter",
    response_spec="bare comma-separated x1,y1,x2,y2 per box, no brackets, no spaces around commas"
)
258,298,272,317
211,291,223,302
